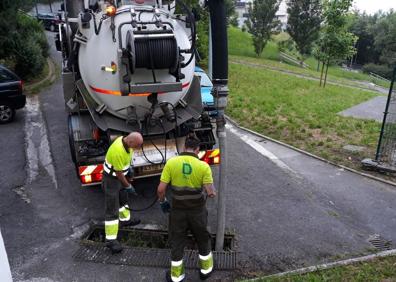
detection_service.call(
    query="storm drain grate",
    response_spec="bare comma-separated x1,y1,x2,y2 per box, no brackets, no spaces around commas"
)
368,234,392,251
73,225,237,269
73,243,237,269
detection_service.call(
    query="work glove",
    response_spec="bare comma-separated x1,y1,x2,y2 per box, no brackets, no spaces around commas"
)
124,184,138,196
160,198,171,213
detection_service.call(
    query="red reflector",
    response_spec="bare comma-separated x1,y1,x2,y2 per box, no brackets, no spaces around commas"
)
79,164,103,185
199,149,221,165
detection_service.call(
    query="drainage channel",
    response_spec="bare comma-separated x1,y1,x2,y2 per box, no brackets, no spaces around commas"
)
368,234,392,251
73,225,237,270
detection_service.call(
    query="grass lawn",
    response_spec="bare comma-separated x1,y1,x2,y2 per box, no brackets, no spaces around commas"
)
253,255,396,282
227,62,382,172
228,27,391,90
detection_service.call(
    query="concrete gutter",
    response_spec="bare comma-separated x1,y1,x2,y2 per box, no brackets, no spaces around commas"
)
225,115,396,188
248,249,396,281
0,229,12,282
25,58,57,92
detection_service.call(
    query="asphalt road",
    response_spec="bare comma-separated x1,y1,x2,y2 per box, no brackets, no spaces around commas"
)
1,33,396,282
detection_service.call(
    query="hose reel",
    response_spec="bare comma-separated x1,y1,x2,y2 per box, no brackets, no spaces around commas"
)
126,30,181,78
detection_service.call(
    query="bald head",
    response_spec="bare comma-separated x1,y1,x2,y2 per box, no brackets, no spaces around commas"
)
124,132,143,149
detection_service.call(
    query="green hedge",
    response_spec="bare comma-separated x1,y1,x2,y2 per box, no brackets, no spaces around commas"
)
0,12,49,79
362,63,393,80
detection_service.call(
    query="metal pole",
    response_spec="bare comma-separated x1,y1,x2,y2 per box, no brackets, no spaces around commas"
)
208,0,229,252
215,112,227,251
375,66,396,161
49,0,53,13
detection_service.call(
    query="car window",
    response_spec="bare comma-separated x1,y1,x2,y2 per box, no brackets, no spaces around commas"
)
195,72,213,87
0,69,15,83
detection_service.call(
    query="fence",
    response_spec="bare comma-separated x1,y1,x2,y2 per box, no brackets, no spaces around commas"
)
375,67,396,167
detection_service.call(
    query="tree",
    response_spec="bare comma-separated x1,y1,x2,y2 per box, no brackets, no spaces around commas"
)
287,0,322,64
314,0,357,87
0,0,49,79
245,0,281,56
347,11,381,65
373,11,396,68
180,0,236,62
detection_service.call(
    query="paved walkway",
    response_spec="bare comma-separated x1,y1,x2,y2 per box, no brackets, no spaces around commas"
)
339,96,387,122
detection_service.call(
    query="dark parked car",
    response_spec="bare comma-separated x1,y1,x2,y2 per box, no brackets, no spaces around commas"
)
0,65,26,123
36,12,63,32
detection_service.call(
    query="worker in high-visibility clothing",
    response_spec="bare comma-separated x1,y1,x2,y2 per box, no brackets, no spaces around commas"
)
157,135,216,282
102,132,143,254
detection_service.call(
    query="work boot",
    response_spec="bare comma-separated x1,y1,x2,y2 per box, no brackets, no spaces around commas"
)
106,239,123,254
119,218,141,228
165,271,185,282
199,271,212,280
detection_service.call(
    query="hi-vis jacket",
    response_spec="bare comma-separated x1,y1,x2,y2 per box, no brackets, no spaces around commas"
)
103,137,133,177
160,152,213,209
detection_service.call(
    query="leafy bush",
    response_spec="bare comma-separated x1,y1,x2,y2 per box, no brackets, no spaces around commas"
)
362,63,393,80
14,36,46,79
0,11,48,79
16,13,49,58
277,39,295,53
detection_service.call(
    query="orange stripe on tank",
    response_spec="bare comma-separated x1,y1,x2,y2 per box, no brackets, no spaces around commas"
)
89,82,190,97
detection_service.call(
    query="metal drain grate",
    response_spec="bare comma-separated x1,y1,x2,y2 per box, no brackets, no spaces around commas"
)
73,243,237,269
368,234,392,251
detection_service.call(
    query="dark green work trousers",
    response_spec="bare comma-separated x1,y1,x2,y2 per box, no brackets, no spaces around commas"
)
169,206,211,261
102,174,128,221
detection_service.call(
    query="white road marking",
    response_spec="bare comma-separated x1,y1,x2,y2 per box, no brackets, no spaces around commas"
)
25,95,58,189
226,123,296,173
0,230,12,282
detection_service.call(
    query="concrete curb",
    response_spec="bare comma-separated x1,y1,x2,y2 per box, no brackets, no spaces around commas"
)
25,57,57,92
248,249,396,281
225,115,396,188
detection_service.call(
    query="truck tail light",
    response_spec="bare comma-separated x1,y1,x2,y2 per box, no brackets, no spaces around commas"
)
19,80,24,91
79,164,103,185
199,149,220,165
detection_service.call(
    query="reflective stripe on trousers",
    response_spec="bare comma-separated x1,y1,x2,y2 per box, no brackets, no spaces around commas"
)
105,219,119,240
199,252,213,274
171,260,185,282
119,205,130,221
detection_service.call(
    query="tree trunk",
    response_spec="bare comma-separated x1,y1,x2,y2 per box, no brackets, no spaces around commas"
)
49,0,53,12
317,59,320,72
319,61,325,86
323,59,330,88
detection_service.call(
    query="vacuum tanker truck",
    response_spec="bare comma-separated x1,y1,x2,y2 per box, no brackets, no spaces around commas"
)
56,0,224,186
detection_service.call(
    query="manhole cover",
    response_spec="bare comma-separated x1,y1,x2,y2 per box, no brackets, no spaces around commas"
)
73,225,238,270
368,234,392,251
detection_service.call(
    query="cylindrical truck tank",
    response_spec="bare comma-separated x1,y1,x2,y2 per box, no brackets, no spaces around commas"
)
77,4,195,120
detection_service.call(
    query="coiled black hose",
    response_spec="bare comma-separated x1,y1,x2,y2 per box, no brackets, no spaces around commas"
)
135,37,177,69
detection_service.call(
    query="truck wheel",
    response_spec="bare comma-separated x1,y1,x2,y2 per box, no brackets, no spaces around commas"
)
68,115,77,163
50,24,56,32
0,103,15,124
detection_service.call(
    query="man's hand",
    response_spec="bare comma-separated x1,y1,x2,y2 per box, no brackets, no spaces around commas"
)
124,184,138,196
160,198,171,213
204,184,216,198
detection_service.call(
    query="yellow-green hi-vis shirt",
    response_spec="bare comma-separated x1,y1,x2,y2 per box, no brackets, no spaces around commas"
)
103,136,133,177
160,152,213,208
